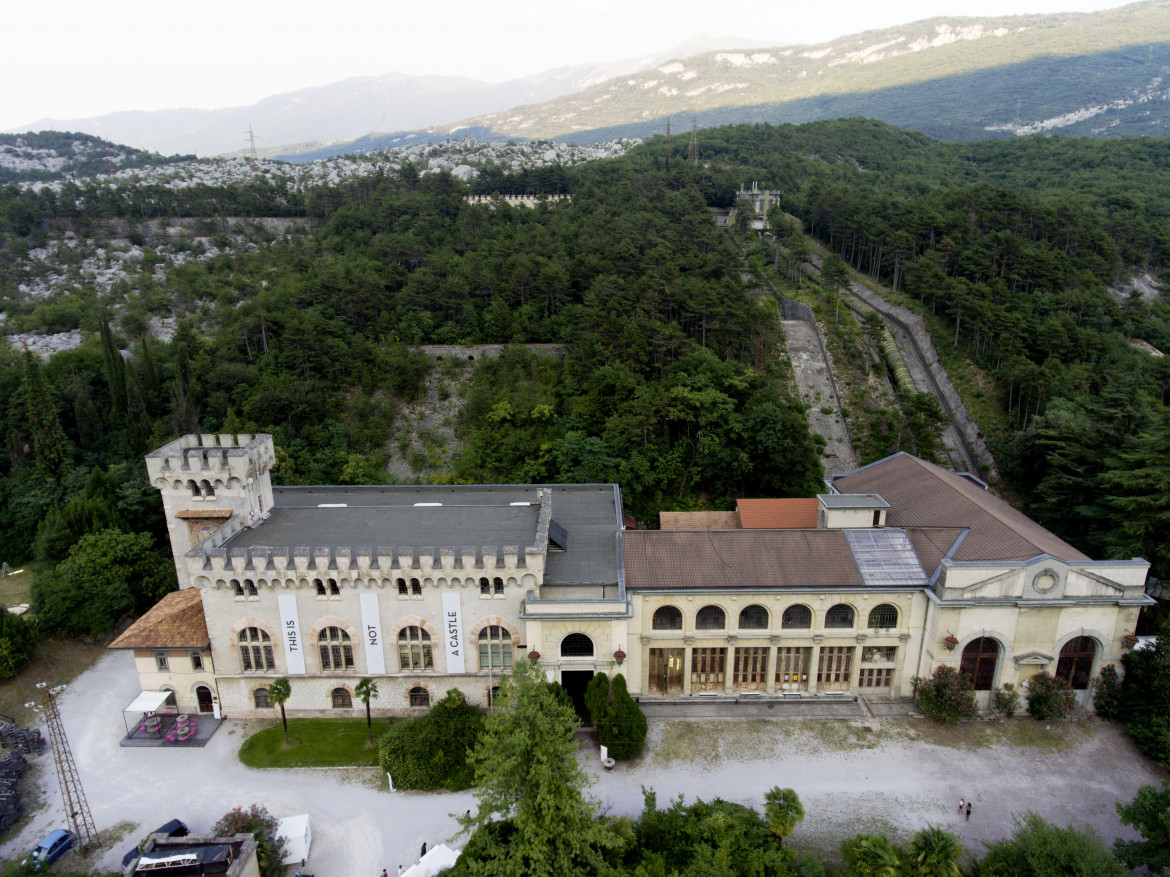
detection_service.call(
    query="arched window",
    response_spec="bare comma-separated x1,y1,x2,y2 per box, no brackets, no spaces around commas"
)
317,627,354,671
410,578,422,596
1056,636,1097,690
238,628,274,672
561,633,594,658
409,687,430,708
396,577,408,596
231,579,244,597
331,688,352,709
327,578,340,596
244,579,257,597
480,577,490,595
478,626,513,670
960,637,999,691
253,688,271,709
200,479,215,499
867,604,898,629
187,479,200,497
739,605,769,630
825,604,855,629
315,578,326,596
398,627,433,670
782,605,812,629
493,577,504,594
696,606,726,631
652,606,683,630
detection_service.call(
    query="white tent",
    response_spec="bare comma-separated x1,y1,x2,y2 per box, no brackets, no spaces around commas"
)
277,815,312,866
125,690,171,714
402,844,459,877
122,690,173,737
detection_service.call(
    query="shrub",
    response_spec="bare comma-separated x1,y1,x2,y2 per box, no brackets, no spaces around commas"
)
1025,671,1078,721
600,674,647,759
584,672,610,726
213,804,286,877
912,665,977,723
993,683,1020,718
378,689,484,789
1092,664,1123,719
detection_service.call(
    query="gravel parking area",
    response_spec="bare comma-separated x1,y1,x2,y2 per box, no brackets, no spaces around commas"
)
1,651,1165,874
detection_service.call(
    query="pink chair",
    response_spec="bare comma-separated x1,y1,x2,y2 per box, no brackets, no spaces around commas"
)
166,730,177,744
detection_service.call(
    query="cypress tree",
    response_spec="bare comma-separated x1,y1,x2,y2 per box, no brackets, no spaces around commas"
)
22,350,71,483
584,672,610,731
99,320,127,422
602,674,647,759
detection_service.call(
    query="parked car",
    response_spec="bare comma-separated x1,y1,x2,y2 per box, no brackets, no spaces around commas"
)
25,829,74,870
121,819,189,868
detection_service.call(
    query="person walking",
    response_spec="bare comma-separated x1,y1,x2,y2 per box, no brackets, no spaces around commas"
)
958,797,965,815
966,801,972,821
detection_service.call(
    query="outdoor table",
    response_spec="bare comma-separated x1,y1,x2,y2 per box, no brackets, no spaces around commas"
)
143,716,161,735
175,715,190,727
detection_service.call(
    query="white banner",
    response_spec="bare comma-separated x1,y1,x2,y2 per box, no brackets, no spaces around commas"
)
442,592,465,674
277,594,306,675
360,593,385,675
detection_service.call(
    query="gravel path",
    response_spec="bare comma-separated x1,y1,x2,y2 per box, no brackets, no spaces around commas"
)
1,652,1165,873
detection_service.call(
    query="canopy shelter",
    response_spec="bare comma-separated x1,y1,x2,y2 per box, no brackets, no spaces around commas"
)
276,815,311,866
403,844,460,877
122,690,173,737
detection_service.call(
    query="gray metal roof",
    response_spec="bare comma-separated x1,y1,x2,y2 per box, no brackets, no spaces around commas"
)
818,493,890,509
221,483,621,586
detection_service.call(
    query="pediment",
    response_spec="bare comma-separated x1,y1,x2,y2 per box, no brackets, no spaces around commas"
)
1013,650,1054,666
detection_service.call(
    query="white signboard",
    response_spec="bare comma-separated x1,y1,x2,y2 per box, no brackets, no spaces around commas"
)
360,593,385,675
442,593,465,674
278,594,306,675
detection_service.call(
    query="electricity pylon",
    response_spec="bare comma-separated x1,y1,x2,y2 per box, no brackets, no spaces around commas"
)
31,683,97,852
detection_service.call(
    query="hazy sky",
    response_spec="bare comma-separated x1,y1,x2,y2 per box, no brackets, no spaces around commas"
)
3,0,1137,132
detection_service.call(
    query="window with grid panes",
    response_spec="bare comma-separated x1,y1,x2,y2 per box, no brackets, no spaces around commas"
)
858,667,893,687
867,604,898,629
478,625,513,670
690,647,726,689
781,605,812,629
398,626,433,670
331,688,352,708
652,606,682,630
318,626,354,671
776,646,812,688
696,605,726,630
738,604,769,630
733,647,768,688
239,627,275,672
825,604,855,628
817,646,854,687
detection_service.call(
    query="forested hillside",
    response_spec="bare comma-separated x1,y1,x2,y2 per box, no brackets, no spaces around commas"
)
708,120,1170,578
0,118,1167,643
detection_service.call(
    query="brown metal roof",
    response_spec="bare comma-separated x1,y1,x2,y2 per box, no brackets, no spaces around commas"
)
108,589,209,650
659,511,741,531
737,498,820,529
903,528,966,579
175,509,232,520
833,454,1090,563
623,530,864,590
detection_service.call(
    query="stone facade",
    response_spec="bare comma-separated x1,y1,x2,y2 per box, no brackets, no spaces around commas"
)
127,435,1150,718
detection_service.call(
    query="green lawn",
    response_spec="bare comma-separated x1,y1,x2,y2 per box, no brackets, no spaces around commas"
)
238,717,399,768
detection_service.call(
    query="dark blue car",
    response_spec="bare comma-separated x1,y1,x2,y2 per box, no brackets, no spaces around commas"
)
25,829,74,870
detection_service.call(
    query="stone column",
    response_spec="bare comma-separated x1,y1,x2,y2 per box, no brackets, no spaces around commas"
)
766,637,779,695
809,637,823,694
682,636,694,695
725,637,736,694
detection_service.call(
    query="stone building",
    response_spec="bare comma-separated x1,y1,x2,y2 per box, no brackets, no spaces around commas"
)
114,433,1150,718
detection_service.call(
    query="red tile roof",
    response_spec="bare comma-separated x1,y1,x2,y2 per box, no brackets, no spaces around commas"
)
108,589,208,650
737,498,820,529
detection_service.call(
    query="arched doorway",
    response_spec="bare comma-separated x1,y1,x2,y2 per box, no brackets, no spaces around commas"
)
1056,637,1097,690
195,685,214,714
559,633,595,722
959,637,999,691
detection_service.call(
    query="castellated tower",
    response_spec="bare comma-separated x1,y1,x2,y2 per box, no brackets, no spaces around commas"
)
145,434,275,587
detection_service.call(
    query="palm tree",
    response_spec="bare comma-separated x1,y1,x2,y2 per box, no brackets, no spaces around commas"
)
268,677,291,743
354,677,379,742
908,825,962,877
763,786,805,846
842,834,901,877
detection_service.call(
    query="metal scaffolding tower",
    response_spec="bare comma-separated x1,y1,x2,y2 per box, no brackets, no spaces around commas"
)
36,683,97,852
688,116,699,165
